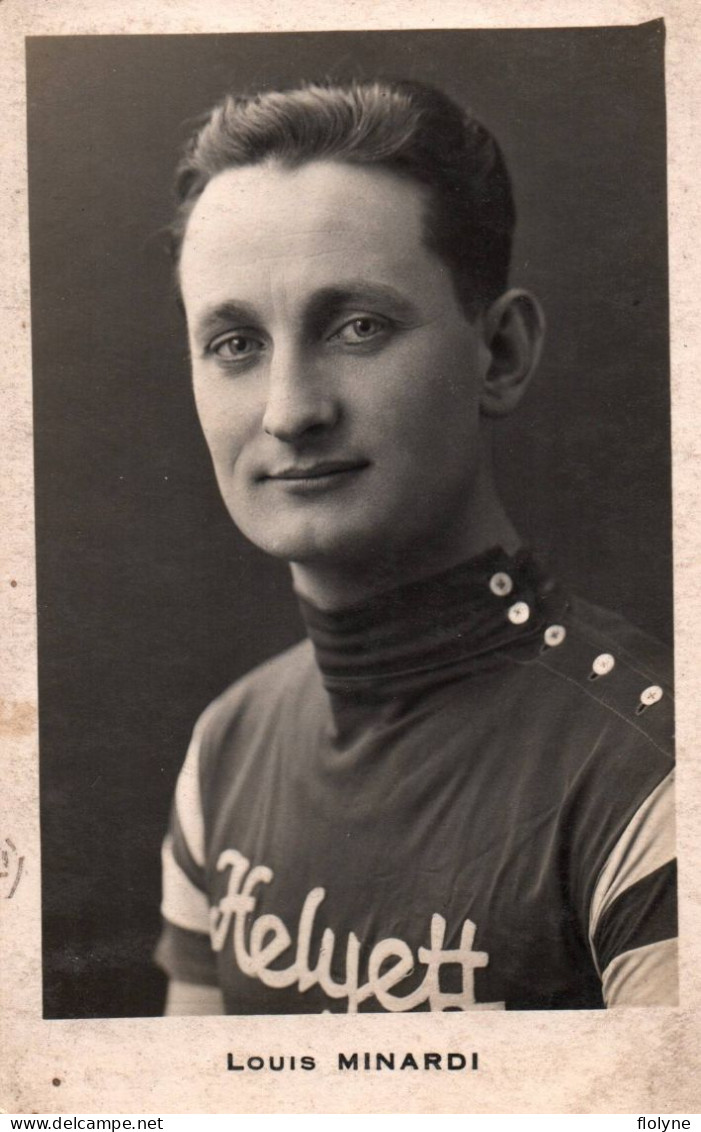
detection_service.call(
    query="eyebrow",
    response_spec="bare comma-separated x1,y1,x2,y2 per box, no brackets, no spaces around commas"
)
193,301,261,344
192,282,421,344
304,283,421,325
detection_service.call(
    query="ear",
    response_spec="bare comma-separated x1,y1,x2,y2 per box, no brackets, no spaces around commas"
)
478,289,545,418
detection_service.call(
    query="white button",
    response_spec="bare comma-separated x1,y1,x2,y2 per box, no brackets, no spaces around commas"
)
544,624,566,648
592,653,615,677
640,685,663,707
507,601,530,625
489,571,513,597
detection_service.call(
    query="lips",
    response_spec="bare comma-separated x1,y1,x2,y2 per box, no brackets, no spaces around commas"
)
263,460,369,481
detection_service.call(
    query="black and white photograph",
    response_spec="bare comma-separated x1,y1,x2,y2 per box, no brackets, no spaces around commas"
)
5,3,700,1115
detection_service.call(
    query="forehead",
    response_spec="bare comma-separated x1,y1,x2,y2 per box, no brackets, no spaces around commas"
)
178,160,449,312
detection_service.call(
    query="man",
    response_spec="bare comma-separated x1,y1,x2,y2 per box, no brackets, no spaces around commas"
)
155,79,676,1014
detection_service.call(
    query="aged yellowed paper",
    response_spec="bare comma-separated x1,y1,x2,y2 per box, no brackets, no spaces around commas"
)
2,0,700,1115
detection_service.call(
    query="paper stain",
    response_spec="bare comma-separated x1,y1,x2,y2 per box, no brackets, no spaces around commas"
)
0,700,37,738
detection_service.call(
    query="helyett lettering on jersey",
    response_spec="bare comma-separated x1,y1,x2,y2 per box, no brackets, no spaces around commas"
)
210,849,505,1013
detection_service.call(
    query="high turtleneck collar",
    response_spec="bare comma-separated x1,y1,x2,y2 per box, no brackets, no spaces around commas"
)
297,547,568,702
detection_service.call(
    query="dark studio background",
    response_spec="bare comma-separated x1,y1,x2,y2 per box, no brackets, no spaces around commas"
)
27,23,671,1019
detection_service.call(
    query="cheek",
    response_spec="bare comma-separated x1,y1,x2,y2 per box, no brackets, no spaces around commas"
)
384,358,480,446
192,374,254,464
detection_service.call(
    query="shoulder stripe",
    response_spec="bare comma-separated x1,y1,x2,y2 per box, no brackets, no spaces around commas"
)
589,770,675,948
602,937,678,1007
161,834,211,934
592,859,677,975
154,921,219,987
174,722,206,868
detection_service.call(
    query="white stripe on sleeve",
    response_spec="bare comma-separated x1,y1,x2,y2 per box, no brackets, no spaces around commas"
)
602,937,678,1006
589,770,675,966
161,834,211,934
174,720,207,868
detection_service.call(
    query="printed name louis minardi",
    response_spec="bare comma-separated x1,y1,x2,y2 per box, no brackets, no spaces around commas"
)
227,1051,478,1072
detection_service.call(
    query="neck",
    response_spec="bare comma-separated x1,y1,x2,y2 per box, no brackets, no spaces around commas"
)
290,495,521,612
297,544,564,710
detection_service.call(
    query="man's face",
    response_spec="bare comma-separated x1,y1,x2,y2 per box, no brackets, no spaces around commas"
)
179,160,493,571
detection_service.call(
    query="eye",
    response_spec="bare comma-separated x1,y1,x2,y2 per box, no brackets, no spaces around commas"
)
329,315,389,346
209,332,266,362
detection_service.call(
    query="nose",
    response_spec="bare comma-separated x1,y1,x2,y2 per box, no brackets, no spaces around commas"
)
261,346,340,441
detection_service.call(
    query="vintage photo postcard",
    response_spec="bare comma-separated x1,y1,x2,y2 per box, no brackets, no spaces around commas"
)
2,0,700,1115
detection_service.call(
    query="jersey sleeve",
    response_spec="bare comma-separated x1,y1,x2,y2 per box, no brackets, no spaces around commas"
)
154,717,219,988
588,770,677,1006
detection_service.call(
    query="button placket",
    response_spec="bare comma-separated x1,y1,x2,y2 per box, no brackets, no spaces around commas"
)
543,624,566,648
489,572,513,597
590,653,615,679
637,685,664,713
507,601,530,626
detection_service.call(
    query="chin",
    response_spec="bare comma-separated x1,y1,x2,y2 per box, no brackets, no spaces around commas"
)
232,511,381,566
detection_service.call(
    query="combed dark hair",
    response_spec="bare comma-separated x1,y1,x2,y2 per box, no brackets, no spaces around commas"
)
172,78,515,310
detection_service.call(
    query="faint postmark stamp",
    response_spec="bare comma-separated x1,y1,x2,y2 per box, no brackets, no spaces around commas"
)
1,836,25,898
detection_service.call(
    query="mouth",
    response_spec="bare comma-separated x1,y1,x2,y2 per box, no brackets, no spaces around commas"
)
263,460,369,481
260,460,370,490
